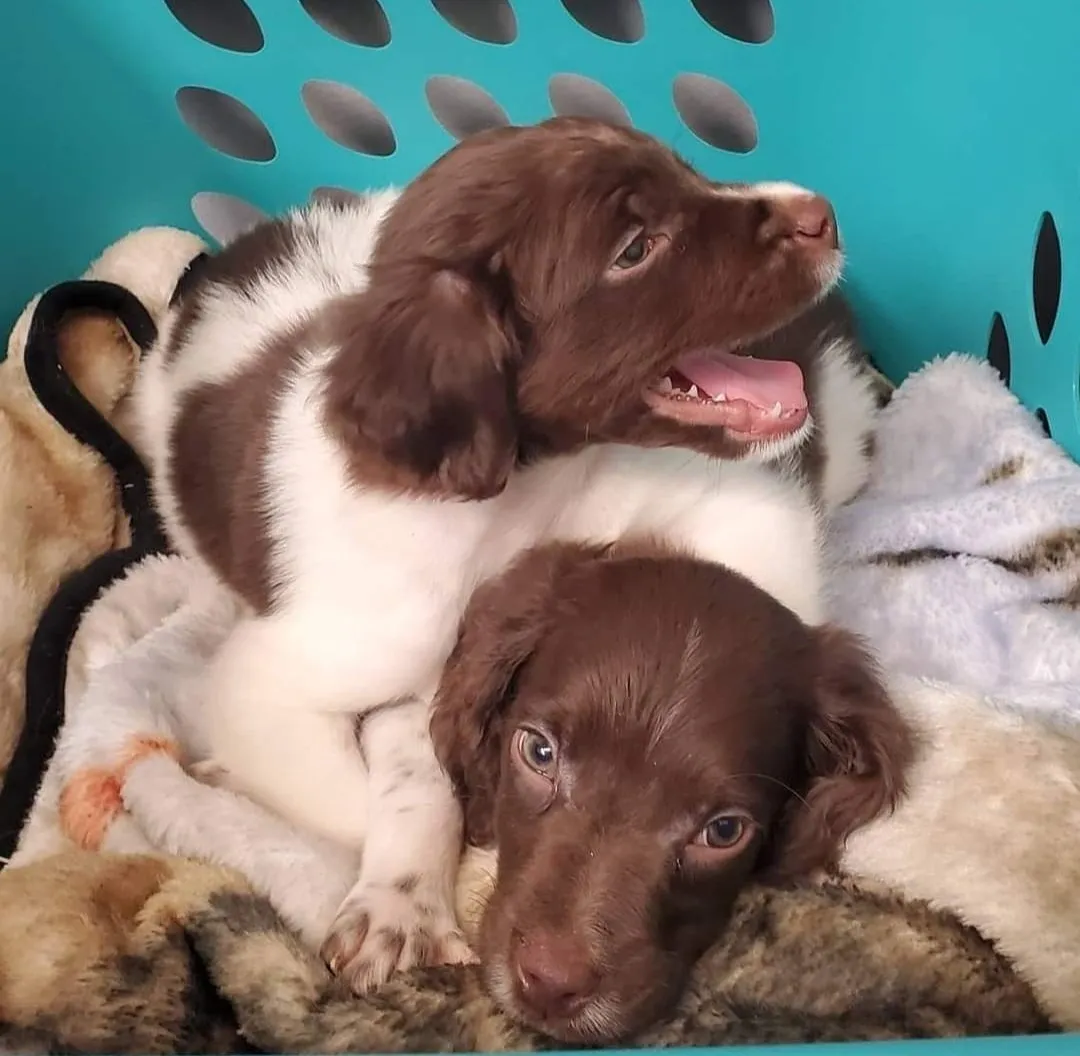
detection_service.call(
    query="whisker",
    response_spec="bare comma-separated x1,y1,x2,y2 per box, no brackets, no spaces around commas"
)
720,771,812,811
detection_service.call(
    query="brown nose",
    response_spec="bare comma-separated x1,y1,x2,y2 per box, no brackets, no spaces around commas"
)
758,193,838,247
512,930,599,1019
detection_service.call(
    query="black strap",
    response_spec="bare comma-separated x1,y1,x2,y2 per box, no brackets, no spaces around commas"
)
0,278,177,862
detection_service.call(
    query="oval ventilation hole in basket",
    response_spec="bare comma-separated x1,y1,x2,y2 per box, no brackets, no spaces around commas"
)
312,185,366,207
561,0,644,43
300,0,390,47
1035,408,1052,437
548,74,631,126
175,87,276,162
690,0,774,44
301,80,396,156
191,192,268,245
672,74,758,153
986,311,1011,387
425,76,510,140
164,0,264,53
1033,210,1061,345
431,0,517,44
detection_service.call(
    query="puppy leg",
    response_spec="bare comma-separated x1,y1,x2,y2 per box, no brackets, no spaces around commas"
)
200,614,469,988
321,697,475,993
197,616,373,847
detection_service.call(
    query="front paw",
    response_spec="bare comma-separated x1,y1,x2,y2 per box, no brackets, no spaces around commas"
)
320,878,477,993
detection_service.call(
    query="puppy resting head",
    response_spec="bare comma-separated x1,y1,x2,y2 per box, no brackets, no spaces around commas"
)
322,117,843,500
430,542,913,1043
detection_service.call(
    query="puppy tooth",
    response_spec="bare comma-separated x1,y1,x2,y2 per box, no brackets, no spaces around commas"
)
687,384,700,399
657,376,673,393
713,392,727,403
769,401,783,418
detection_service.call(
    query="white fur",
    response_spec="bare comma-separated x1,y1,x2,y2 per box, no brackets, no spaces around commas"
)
130,184,867,987
717,180,812,201
812,337,878,510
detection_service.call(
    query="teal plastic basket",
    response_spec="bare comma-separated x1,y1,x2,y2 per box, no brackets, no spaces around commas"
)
1,2,1077,1053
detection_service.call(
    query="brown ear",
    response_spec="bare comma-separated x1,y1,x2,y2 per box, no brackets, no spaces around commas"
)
430,542,604,846
772,626,915,877
322,264,520,500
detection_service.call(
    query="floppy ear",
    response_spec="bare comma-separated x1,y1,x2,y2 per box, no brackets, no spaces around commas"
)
430,542,603,846
771,626,915,877
323,264,520,500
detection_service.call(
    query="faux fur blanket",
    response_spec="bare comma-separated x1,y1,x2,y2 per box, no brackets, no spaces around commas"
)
5,353,1080,1049
0,850,1052,1053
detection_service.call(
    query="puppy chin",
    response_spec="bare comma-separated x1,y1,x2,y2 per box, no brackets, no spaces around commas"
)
813,247,845,297
737,412,816,464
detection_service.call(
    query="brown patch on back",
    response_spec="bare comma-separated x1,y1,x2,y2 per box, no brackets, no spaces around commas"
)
981,456,1024,486
162,218,302,367
170,329,304,613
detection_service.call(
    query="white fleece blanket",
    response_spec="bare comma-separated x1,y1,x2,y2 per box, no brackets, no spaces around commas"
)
827,354,1080,726
11,353,1080,1026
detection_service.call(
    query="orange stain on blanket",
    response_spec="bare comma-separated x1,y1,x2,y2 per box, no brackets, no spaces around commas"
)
58,736,183,850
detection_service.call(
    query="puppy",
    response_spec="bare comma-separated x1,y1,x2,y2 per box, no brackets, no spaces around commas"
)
130,116,871,989
431,540,913,1044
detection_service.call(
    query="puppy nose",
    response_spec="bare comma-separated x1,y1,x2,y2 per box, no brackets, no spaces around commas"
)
512,931,598,1018
759,193,838,247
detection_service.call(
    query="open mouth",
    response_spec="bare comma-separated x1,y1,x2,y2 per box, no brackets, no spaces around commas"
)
644,349,808,439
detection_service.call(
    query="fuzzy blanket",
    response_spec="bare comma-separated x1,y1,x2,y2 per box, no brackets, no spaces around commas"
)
828,354,1080,724
0,850,1052,1053
4,353,1080,1049
0,228,203,789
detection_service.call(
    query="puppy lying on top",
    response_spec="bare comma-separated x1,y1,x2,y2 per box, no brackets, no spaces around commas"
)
130,115,879,990
431,539,913,1044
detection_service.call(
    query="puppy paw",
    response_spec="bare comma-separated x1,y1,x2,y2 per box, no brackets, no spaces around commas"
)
320,877,476,993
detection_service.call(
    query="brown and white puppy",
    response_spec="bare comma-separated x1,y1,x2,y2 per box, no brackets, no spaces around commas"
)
431,541,913,1044
131,116,869,990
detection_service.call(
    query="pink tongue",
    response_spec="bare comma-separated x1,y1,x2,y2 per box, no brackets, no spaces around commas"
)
675,352,808,411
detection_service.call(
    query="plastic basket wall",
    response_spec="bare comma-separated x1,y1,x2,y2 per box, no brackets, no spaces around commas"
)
2,0,1079,462
0,3,1078,1051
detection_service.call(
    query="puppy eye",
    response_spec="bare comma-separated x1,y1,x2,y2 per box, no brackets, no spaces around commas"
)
692,812,753,851
514,727,558,777
611,230,655,271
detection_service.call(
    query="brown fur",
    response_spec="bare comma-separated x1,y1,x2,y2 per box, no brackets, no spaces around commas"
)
429,541,914,1042
170,332,302,613
320,119,837,496
168,118,846,611
0,308,137,781
0,850,1053,1052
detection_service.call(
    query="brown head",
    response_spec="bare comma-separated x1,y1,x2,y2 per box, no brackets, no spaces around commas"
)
322,117,842,500
430,542,913,1043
